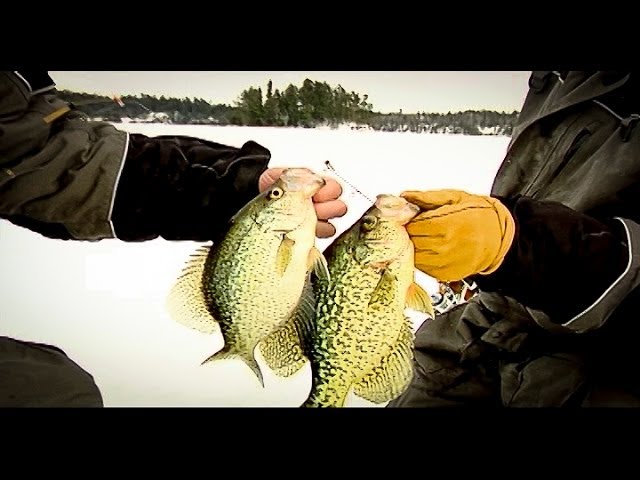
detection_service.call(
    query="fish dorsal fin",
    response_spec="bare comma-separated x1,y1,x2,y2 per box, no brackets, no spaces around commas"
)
307,246,330,283
276,236,295,276
166,245,220,334
406,281,435,318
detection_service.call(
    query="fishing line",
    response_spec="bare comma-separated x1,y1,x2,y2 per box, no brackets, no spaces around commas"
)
323,160,375,204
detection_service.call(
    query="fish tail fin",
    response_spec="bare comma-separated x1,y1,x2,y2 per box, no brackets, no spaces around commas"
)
202,347,265,388
242,353,265,388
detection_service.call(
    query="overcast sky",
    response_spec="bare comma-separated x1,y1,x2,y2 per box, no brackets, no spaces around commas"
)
49,71,531,114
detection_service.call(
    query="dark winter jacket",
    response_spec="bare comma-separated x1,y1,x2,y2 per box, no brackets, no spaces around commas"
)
388,71,640,408
0,70,271,407
473,71,640,335
0,71,271,243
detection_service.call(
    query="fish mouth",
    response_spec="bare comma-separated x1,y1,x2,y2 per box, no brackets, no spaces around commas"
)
374,194,420,225
375,194,406,208
280,168,326,196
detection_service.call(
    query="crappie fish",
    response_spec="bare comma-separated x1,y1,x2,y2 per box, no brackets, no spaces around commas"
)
166,168,329,387
301,194,434,407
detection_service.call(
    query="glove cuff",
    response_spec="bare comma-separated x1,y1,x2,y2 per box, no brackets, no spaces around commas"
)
477,197,516,275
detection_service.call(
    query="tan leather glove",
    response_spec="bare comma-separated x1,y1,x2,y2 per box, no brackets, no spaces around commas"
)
400,189,516,282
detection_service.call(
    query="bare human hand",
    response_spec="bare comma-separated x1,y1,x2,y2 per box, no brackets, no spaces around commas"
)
259,167,348,238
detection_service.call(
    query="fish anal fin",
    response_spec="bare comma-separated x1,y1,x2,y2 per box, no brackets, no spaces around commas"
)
259,276,316,377
352,321,415,404
259,322,308,378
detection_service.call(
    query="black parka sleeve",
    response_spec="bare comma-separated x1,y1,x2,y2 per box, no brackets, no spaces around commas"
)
472,196,640,333
111,133,270,242
474,71,640,334
0,71,270,242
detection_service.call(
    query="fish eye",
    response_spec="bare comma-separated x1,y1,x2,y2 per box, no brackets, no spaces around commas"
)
361,215,378,231
268,187,284,200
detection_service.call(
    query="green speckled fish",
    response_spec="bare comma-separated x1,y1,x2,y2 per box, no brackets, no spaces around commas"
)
166,168,329,387
301,194,434,407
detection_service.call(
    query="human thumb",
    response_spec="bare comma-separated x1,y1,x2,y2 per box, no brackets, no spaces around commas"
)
258,168,286,192
400,189,474,211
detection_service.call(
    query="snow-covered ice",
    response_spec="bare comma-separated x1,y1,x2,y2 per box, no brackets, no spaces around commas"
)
0,124,510,407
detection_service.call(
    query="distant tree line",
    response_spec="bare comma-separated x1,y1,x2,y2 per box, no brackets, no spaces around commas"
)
56,79,519,136
231,79,375,127
370,110,518,136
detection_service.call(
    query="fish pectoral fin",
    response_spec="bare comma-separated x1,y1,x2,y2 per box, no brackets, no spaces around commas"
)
352,321,415,404
203,346,265,388
406,281,435,318
307,246,330,283
368,268,397,308
166,245,220,334
369,260,392,272
259,277,316,377
276,236,296,277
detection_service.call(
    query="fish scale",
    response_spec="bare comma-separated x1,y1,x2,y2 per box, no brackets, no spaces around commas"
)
206,224,302,348
166,168,330,388
302,194,434,407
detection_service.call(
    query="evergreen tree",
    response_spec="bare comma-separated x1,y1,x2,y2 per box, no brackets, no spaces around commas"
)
55,83,520,135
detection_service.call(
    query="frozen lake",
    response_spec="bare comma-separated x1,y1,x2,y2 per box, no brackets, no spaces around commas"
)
0,124,510,407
